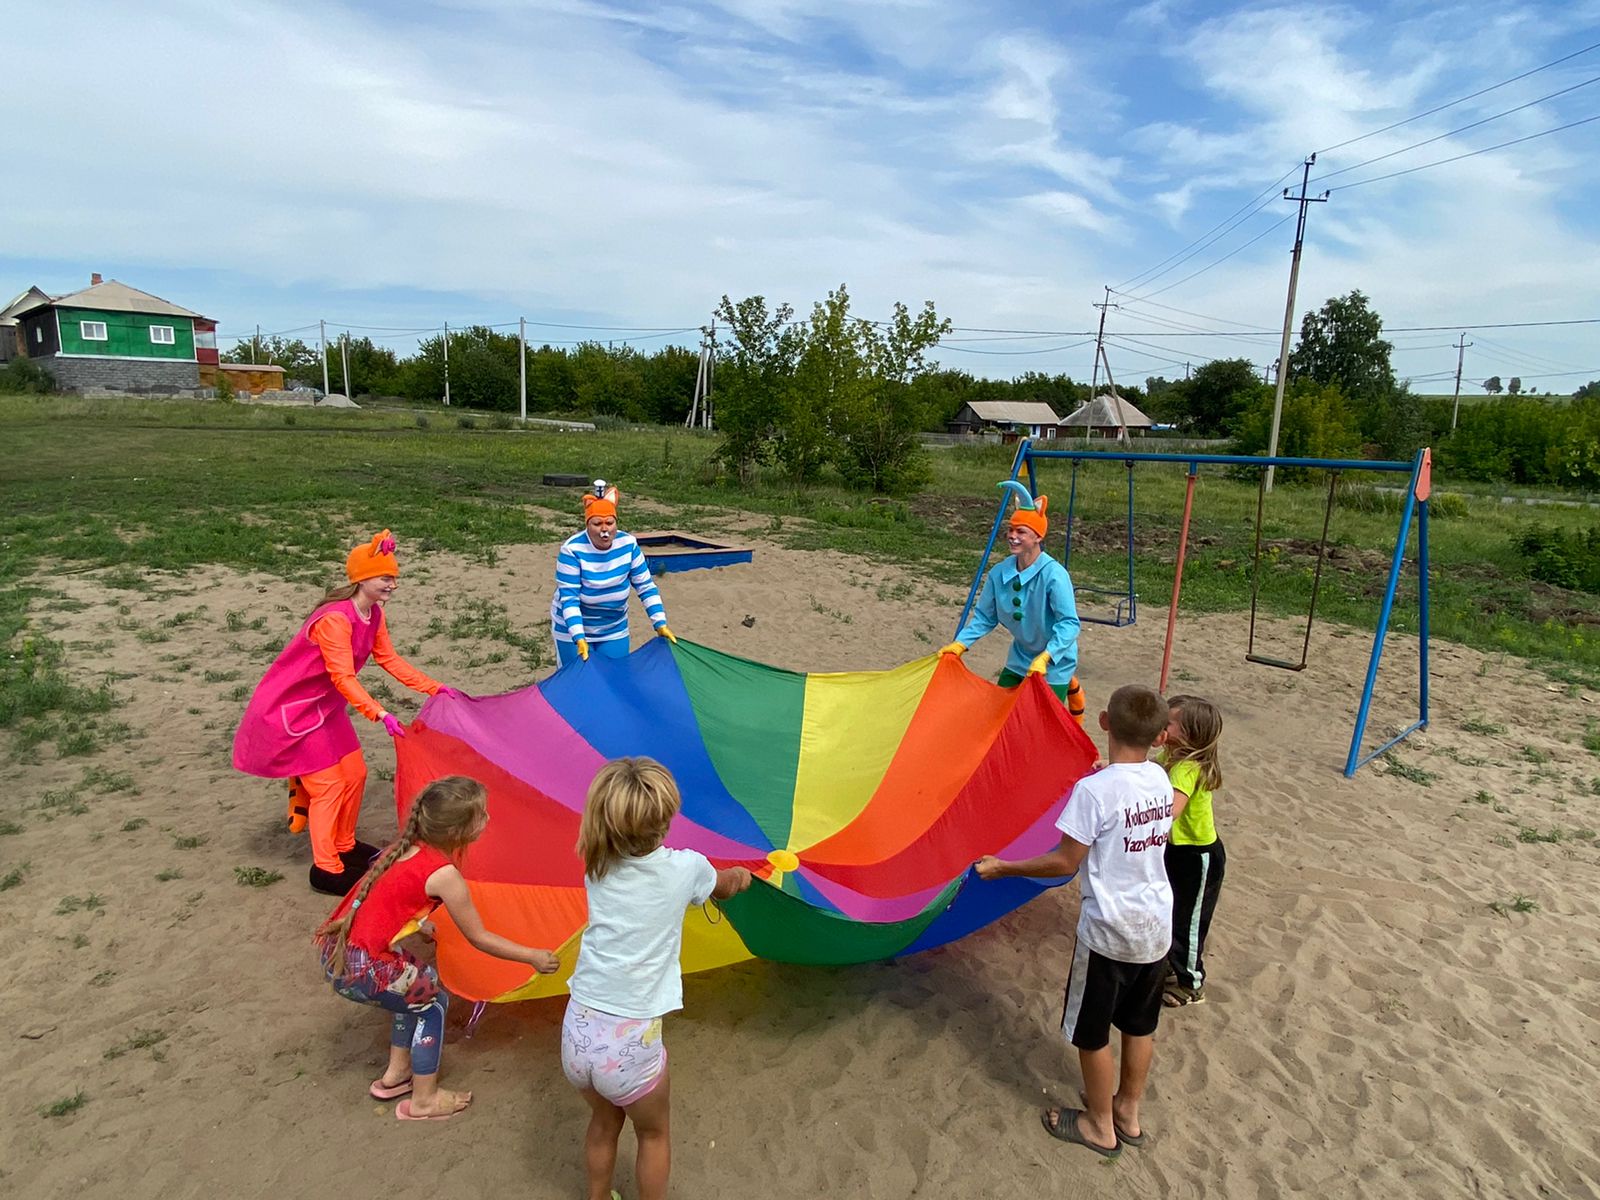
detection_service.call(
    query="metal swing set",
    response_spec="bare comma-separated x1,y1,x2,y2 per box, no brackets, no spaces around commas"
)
956,440,1433,777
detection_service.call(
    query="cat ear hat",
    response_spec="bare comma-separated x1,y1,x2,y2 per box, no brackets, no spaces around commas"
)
583,480,619,523
997,480,1048,538
346,530,399,582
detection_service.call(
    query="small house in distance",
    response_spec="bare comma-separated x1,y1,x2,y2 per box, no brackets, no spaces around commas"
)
946,400,1062,439
1059,393,1155,439
5,275,212,393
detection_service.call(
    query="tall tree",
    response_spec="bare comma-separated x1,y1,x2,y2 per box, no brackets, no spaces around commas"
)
836,291,951,493
1290,291,1397,442
1168,357,1265,436
1481,375,1503,395
711,294,803,480
1507,377,1523,395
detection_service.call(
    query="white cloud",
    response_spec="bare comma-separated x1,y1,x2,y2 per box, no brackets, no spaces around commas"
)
5,1,1596,380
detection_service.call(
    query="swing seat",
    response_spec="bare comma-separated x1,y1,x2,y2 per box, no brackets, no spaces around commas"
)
1244,652,1308,672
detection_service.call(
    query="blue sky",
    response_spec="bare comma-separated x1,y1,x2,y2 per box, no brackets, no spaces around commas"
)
9,0,1600,391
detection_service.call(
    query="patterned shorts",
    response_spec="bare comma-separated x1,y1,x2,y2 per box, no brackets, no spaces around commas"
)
560,999,667,1107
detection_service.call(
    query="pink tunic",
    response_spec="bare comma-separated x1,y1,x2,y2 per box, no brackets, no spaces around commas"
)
233,599,381,779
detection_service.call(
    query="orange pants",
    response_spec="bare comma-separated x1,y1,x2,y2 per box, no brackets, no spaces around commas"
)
289,748,368,872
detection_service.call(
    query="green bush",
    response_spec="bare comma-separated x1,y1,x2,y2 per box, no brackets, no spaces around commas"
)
1230,379,1361,482
0,359,57,394
456,414,477,430
1516,524,1600,594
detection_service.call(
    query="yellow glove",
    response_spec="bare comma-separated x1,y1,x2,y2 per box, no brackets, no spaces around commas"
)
939,642,967,657
576,638,589,661
657,625,677,644
1027,651,1050,675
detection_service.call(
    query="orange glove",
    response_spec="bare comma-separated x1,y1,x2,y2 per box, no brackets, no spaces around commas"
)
576,638,589,661
939,642,967,657
1027,651,1050,675
657,625,677,644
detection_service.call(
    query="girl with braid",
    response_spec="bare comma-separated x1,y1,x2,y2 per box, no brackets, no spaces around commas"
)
315,776,560,1121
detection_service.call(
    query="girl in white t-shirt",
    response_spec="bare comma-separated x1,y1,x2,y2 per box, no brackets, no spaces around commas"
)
562,757,752,1200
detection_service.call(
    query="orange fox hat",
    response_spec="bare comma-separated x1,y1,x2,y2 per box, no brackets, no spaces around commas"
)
1010,495,1048,539
345,530,399,583
996,479,1049,538
583,480,619,523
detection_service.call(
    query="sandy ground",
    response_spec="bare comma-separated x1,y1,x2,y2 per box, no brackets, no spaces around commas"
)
5,534,1600,1199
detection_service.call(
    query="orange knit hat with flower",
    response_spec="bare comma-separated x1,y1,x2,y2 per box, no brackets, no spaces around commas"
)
583,481,619,523
1010,495,1049,539
345,530,399,583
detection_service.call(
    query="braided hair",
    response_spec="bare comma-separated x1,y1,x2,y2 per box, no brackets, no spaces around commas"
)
314,775,488,977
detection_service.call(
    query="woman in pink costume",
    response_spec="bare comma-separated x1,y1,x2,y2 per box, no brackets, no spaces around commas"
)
233,530,459,895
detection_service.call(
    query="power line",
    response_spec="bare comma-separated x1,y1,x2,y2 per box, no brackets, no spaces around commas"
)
1114,164,1302,292
1311,73,1600,187
1108,293,1278,333
1316,40,1600,155
1333,112,1600,191
1128,211,1297,302
937,339,1096,356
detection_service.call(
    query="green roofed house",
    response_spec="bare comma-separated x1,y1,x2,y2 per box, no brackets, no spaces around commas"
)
6,275,214,393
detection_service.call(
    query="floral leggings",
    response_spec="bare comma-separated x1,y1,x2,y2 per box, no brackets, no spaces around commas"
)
329,948,449,1076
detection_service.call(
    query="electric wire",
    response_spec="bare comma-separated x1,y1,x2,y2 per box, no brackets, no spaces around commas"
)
1315,40,1600,156
1311,74,1600,187
1332,113,1600,191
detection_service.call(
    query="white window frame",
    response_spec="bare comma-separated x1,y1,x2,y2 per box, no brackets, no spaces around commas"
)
34,326,43,344
80,320,108,341
149,325,175,345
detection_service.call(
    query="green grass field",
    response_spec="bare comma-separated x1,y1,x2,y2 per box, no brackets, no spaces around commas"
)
3,394,1598,704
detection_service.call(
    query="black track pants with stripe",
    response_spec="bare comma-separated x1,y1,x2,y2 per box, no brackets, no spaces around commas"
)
1165,839,1225,991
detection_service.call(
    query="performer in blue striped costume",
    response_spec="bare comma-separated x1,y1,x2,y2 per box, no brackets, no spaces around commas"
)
551,481,675,666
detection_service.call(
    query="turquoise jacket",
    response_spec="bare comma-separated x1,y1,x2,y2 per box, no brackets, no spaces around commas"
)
956,551,1080,685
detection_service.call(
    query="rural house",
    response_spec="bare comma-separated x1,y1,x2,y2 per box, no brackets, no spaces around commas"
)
4,275,217,392
1059,392,1155,438
946,400,1062,439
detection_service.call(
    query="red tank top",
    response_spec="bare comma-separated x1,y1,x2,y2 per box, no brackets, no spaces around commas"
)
339,846,451,957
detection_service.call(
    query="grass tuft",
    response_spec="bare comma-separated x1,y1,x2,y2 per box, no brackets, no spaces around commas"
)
38,1090,88,1118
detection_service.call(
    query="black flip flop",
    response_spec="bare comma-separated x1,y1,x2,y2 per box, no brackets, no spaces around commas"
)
1079,1092,1146,1147
1041,1108,1121,1158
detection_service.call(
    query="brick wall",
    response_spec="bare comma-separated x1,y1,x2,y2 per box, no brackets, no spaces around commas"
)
34,356,202,393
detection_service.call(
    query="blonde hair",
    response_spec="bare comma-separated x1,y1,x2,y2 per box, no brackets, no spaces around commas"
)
315,775,488,977
577,757,680,880
309,581,360,618
1165,695,1223,794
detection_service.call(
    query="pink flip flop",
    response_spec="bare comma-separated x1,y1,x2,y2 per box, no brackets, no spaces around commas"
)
395,1098,468,1122
369,1076,413,1101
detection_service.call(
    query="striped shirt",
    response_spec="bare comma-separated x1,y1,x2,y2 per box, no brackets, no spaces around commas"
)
551,530,667,644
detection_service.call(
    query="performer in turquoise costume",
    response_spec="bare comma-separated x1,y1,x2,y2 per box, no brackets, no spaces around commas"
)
943,481,1083,716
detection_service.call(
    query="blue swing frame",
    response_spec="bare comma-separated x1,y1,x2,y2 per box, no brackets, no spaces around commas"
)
956,440,1431,777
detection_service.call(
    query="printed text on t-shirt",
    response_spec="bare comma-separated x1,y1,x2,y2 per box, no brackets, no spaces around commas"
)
1123,796,1174,853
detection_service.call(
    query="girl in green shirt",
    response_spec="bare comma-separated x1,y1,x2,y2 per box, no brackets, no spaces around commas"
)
1161,696,1225,1007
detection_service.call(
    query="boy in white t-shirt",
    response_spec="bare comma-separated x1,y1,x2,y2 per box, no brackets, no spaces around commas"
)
977,684,1176,1160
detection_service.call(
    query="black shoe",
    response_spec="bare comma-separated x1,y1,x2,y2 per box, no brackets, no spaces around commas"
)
309,863,365,897
340,840,381,872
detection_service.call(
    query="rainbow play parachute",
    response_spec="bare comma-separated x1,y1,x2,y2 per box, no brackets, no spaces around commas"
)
394,639,1097,1002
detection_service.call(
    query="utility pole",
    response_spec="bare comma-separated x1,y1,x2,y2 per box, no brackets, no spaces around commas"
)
319,319,330,398
1450,332,1473,430
1184,361,1191,381
1091,287,1129,444
252,324,259,365
1264,155,1329,493
340,333,351,400
442,321,451,407
687,320,717,430
519,317,527,423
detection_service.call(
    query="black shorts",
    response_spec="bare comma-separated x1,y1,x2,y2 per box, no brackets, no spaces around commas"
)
1059,940,1166,1050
